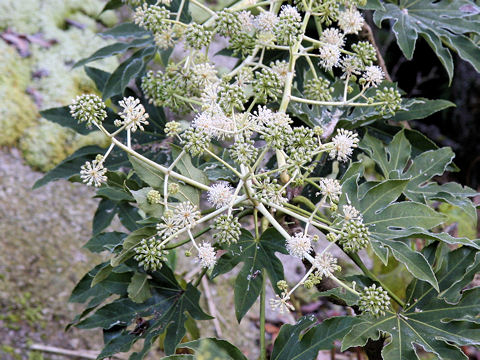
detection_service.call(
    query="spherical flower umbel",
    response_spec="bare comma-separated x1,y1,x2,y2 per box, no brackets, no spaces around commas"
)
286,233,312,259
319,178,342,203
147,189,162,204
134,237,169,271
362,65,384,87
156,215,180,239
342,205,362,221
339,219,370,252
330,129,359,162
255,11,278,33
70,94,107,127
80,158,107,187
118,97,150,132
173,202,200,228
270,294,295,314
319,44,341,70
359,284,391,316
320,28,345,47
197,242,217,268
213,214,241,244
312,252,341,278
207,182,235,208
337,7,364,34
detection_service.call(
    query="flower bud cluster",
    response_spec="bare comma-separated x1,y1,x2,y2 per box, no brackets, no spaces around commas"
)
70,94,107,127
134,237,169,271
213,214,241,244
359,284,391,316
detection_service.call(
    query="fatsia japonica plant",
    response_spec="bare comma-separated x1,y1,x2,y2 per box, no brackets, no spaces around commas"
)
34,0,480,358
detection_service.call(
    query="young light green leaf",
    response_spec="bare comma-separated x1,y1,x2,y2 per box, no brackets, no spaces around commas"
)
127,272,152,303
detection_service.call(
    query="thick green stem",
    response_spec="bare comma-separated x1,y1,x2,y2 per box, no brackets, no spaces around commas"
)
259,269,267,360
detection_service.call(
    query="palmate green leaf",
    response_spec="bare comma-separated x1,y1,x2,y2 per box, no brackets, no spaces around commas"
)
340,176,441,289
373,0,480,80
171,338,247,360
342,247,480,360
360,130,479,229
67,262,133,330
93,265,211,359
211,228,287,322
271,316,360,360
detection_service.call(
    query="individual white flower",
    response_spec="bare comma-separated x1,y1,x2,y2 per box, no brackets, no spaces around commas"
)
319,44,341,70
312,252,341,278
338,8,364,34
254,106,292,128
340,55,363,77
342,205,362,221
280,4,301,22
191,62,218,87
329,129,359,161
118,97,150,132
255,12,278,33
362,65,384,87
173,202,200,227
238,10,255,32
320,28,345,47
270,60,290,82
154,27,175,49
319,178,342,203
269,294,295,313
193,106,234,139
200,82,219,110
197,242,217,268
156,215,180,239
286,233,312,259
207,182,235,208
80,159,107,187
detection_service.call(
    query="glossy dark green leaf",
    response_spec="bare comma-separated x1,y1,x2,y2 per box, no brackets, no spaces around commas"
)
99,23,150,39
84,66,110,92
92,266,211,359
212,228,287,322
342,247,480,359
118,202,142,231
96,187,134,202
83,231,127,253
391,99,455,122
74,37,153,69
175,338,248,360
93,199,119,235
272,316,360,360
40,106,93,135
103,46,156,99
373,0,480,80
